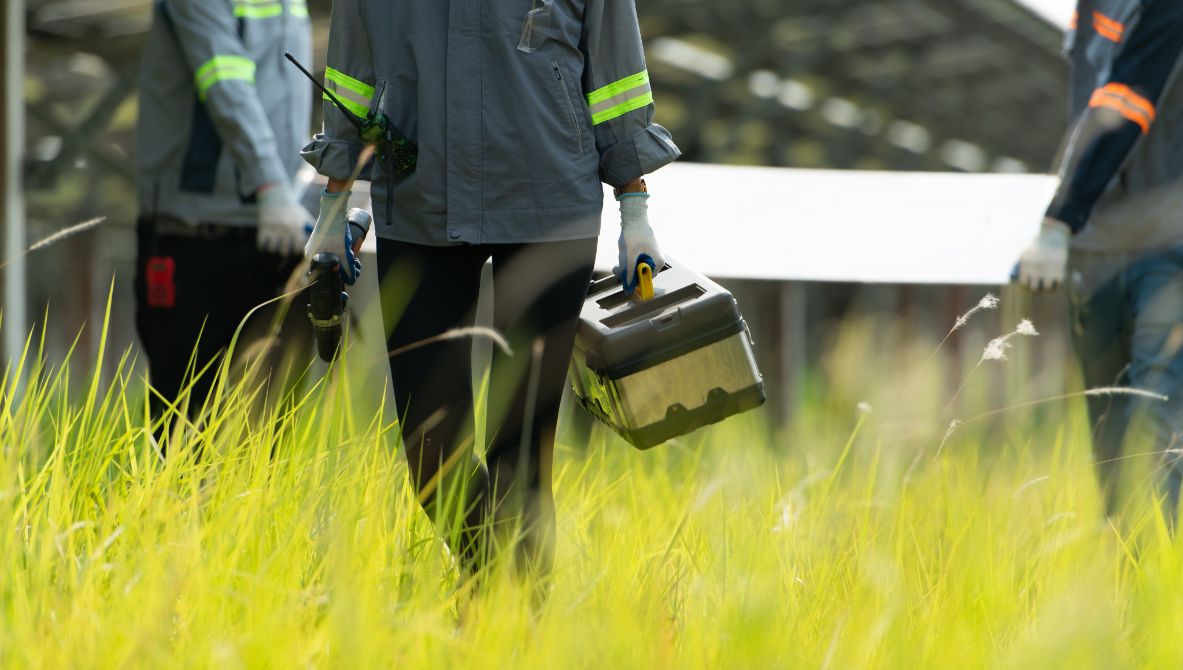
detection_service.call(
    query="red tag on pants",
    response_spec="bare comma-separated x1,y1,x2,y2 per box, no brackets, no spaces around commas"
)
145,256,176,308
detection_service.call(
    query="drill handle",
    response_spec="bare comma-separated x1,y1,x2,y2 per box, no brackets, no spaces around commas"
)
346,209,373,251
307,253,348,362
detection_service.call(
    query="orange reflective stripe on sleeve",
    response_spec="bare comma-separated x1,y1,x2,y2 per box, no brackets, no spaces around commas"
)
1092,11,1126,42
1070,11,1078,30
1089,83,1156,133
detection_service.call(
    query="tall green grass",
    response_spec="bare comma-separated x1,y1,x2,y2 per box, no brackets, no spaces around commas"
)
2,288,1182,669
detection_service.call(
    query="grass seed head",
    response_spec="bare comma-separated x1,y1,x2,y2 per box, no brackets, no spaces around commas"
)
1083,387,1169,402
954,293,1000,331
982,337,1011,362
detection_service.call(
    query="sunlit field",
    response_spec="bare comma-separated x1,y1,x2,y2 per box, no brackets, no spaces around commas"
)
3,288,1183,669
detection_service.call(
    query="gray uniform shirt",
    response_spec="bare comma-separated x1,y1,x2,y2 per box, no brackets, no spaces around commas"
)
136,0,312,226
301,0,682,245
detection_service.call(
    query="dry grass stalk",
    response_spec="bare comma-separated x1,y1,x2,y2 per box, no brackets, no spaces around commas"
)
0,217,107,271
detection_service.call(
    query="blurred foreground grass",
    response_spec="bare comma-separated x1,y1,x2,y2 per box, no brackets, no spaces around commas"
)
2,291,1182,669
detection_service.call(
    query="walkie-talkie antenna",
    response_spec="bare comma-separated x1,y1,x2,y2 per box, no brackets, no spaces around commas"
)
284,52,365,133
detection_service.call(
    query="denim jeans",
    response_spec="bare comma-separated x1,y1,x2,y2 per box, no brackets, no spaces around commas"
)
1069,245,1183,519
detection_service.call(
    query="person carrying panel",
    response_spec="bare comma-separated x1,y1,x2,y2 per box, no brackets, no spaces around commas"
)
1015,0,1183,519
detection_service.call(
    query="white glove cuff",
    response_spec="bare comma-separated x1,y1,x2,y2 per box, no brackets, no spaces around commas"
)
258,183,296,208
1040,217,1072,244
618,193,649,228
317,190,351,237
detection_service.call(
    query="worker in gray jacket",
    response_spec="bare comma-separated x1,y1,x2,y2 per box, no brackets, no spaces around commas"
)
303,0,681,576
1015,0,1183,520
135,0,312,442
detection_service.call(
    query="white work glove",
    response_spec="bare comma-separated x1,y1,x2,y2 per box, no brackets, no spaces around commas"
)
614,193,665,292
1015,217,1071,291
256,183,313,256
305,189,366,285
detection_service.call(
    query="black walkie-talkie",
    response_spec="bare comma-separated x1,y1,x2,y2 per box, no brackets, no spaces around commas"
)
284,52,417,175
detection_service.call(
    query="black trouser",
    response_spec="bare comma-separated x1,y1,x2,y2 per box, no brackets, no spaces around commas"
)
134,219,309,444
377,237,597,575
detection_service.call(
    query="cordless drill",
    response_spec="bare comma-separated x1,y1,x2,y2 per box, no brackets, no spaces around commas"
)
307,208,373,363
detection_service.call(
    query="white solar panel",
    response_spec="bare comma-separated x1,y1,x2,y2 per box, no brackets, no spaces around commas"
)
596,163,1057,285
1015,0,1075,27
310,162,1058,286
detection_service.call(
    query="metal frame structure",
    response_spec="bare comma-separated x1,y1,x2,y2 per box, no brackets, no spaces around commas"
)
21,0,1068,185
645,0,1067,170
3,0,28,369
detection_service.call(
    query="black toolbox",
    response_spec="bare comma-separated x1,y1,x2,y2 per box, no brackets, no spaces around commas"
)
568,259,765,449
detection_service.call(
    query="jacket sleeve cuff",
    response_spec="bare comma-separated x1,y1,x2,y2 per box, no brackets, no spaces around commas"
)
301,134,374,182
241,155,290,195
598,123,682,188
1045,199,1089,234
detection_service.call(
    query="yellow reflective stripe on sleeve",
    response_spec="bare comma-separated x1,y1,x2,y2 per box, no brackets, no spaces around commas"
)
591,92,654,125
290,0,308,18
234,0,283,19
324,67,375,118
194,55,256,101
587,71,653,125
587,71,649,105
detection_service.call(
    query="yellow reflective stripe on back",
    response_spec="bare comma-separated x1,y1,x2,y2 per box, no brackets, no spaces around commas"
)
587,71,649,106
324,67,375,117
290,0,309,18
234,0,283,19
194,55,256,100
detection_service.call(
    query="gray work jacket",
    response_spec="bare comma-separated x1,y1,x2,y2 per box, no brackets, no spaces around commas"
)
1063,0,1183,252
136,0,312,226
301,0,682,245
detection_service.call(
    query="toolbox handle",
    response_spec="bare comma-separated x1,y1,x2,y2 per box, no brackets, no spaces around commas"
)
600,283,705,328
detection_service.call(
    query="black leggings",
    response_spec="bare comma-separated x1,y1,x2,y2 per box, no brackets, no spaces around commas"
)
376,237,597,574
